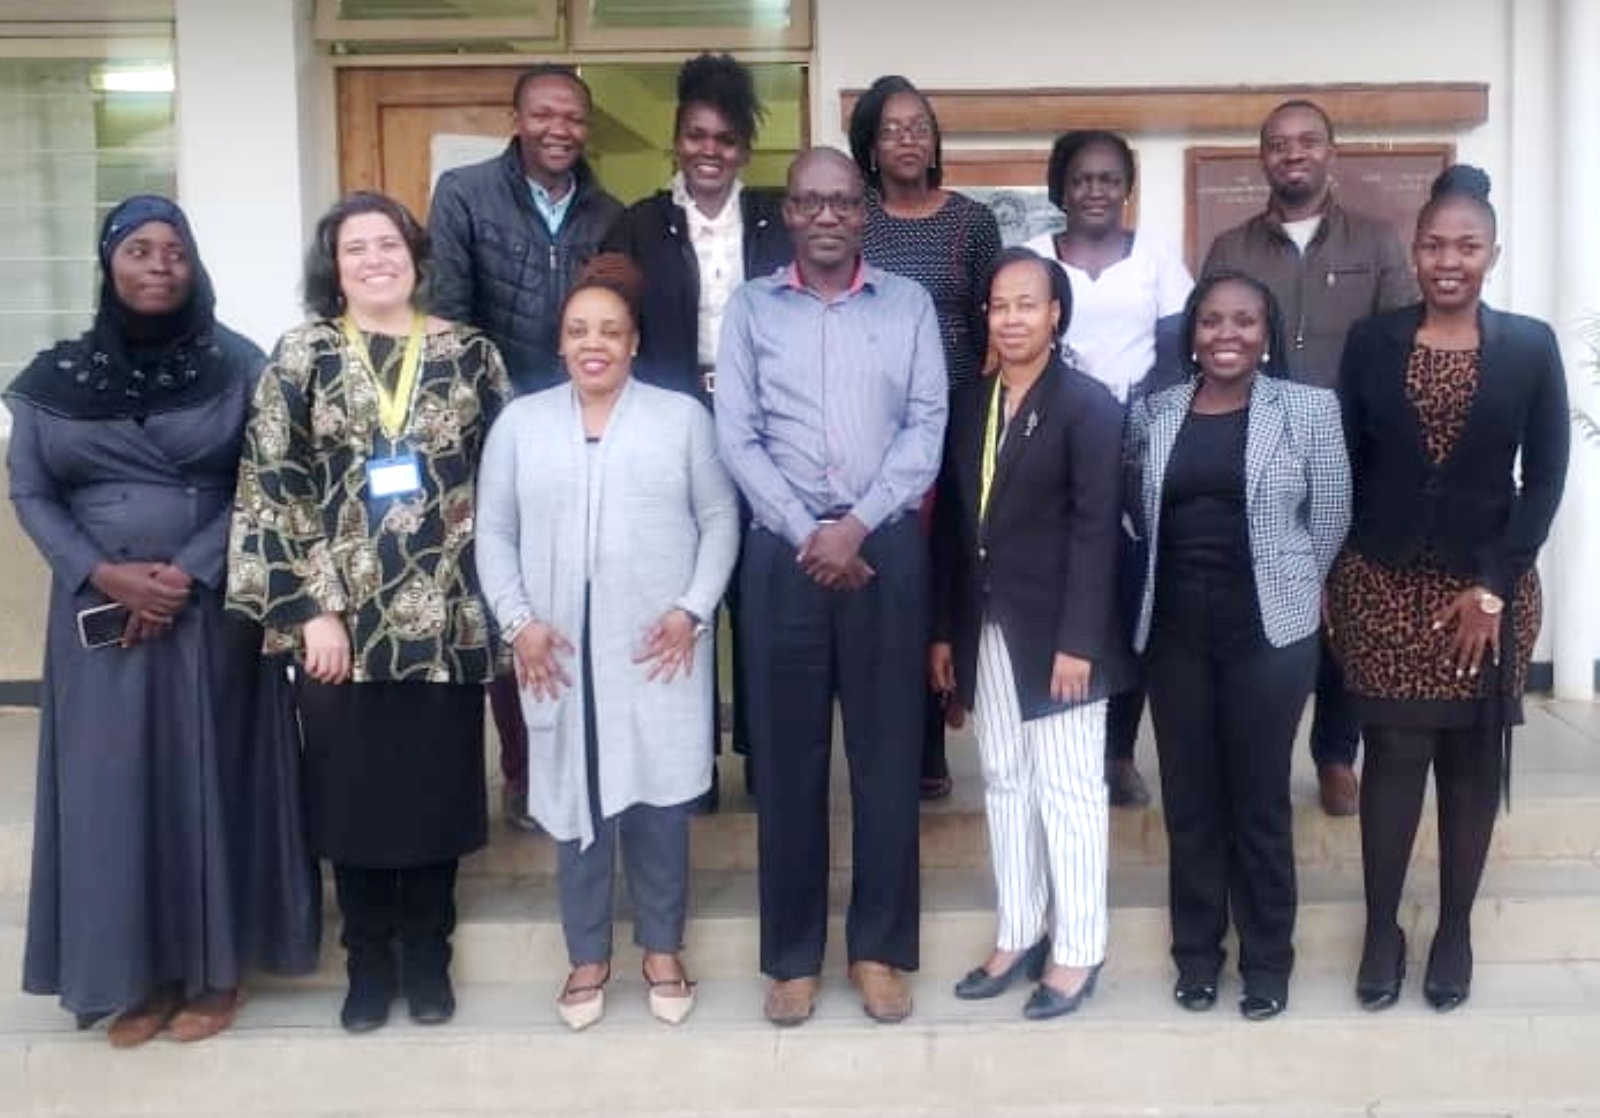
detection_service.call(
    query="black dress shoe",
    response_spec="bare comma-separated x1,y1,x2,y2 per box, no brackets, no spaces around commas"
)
1022,962,1101,1021
1356,927,1407,1011
954,938,1049,1000
406,968,457,1025
340,960,397,1034
1173,977,1218,1012
1423,934,1472,1012
1239,991,1286,1021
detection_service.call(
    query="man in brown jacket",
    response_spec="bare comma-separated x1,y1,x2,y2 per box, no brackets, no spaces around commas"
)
1202,99,1418,816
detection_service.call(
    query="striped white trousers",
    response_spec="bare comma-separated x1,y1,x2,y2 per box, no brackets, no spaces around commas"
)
973,623,1109,966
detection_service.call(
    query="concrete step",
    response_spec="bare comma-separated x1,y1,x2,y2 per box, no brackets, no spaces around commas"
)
6,861,1599,990
2,963,1599,1117
4,704,1600,893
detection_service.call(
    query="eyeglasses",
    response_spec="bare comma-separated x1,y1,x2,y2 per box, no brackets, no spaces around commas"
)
786,192,866,218
879,119,934,144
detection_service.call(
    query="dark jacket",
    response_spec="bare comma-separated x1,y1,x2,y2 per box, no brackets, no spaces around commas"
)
1203,199,1417,390
428,142,623,394
1338,303,1569,598
933,356,1133,719
601,186,792,403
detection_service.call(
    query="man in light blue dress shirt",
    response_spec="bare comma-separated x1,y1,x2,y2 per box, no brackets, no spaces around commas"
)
716,147,948,1028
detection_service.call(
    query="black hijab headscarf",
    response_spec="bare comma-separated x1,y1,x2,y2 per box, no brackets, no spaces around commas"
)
6,195,236,421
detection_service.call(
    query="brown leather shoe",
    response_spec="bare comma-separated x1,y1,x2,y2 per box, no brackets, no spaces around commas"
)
168,989,241,1043
1319,763,1360,817
850,961,912,1023
763,976,819,1028
107,984,183,1049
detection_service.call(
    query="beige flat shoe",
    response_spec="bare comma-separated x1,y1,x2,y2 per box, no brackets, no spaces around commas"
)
556,963,609,1032
643,958,696,1026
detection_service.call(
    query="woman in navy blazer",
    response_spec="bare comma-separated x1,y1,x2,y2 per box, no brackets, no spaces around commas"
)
1126,272,1350,1020
1328,166,1569,1014
931,248,1131,1019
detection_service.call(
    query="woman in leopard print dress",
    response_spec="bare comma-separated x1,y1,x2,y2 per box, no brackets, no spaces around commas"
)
1328,166,1568,1014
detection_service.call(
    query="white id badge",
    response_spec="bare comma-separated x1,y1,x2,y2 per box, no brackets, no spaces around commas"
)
366,453,423,498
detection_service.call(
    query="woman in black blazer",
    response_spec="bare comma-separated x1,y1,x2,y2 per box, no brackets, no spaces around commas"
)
1328,166,1569,1013
601,53,791,406
1126,272,1351,1021
931,247,1130,1020
600,54,792,798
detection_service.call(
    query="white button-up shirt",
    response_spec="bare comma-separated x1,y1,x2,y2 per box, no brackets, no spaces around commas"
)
671,172,745,368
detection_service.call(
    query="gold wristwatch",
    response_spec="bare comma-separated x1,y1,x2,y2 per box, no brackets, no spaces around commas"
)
1476,590,1505,616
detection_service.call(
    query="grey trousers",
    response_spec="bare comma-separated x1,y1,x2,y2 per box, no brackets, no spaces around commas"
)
556,803,691,965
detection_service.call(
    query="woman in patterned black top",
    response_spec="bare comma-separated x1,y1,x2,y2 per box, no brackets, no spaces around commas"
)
1329,166,1568,1014
229,192,511,1034
849,75,1002,798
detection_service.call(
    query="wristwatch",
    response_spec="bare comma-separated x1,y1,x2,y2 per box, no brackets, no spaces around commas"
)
680,608,712,638
1476,590,1505,616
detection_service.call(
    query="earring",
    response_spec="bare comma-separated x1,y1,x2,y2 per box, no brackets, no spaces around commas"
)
870,155,878,174
1190,351,1198,364
1260,350,1271,366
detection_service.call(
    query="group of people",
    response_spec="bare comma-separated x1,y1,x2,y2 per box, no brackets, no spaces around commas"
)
6,56,1568,1047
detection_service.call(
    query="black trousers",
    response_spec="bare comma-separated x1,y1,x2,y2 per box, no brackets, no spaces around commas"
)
333,860,458,977
741,519,926,979
1310,630,1361,767
1145,630,1318,999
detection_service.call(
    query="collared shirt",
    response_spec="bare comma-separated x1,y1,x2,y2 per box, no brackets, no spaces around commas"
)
529,174,576,234
715,260,949,547
670,172,745,367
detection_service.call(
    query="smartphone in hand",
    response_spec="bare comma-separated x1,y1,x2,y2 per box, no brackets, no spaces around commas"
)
76,602,131,649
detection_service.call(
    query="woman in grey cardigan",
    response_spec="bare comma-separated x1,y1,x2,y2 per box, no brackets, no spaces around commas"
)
475,255,740,1030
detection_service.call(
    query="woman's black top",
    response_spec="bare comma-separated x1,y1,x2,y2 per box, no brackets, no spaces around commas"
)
1153,407,1263,654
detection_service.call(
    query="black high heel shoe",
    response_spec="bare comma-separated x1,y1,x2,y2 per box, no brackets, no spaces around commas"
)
1022,961,1102,1020
1356,927,1407,1012
954,938,1049,1000
1423,933,1472,1012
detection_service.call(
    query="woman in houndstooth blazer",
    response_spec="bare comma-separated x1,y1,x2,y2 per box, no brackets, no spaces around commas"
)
1125,271,1351,1021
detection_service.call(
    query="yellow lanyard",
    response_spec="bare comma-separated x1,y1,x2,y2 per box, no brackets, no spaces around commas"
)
342,313,425,441
978,374,1005,523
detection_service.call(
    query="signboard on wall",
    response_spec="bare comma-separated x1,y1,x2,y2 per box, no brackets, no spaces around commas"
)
1186,143,1454,274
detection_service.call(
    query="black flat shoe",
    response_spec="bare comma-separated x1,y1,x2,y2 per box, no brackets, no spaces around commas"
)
1239,991,1286,1021
1356,927,1407,1012
1173,978,1218,1012
954,938,1049,1000
1423,934,1472,1012
1022,963,1101,1021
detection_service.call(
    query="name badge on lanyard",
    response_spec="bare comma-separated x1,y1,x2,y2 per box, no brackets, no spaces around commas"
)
367,452,423,498
345,313,427,501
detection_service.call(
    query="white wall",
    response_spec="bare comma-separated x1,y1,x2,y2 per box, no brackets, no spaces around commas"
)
174,0,313,351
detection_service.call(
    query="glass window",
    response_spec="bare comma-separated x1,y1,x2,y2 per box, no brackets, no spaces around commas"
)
0,56,175,394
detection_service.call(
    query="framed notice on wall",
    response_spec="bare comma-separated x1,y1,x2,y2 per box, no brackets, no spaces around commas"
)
1185,143,1454,274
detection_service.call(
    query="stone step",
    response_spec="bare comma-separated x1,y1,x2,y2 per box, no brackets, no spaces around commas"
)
4,702,1599,893
6,862,1599,990
2,962,1599,1117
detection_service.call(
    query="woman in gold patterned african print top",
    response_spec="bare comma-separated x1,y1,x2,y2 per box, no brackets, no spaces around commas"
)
228,192,511,1034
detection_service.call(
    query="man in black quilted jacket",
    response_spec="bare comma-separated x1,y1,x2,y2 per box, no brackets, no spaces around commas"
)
430,64,623,395
429,64,623,831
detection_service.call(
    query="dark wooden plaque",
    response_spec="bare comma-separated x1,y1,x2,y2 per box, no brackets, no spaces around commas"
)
1185,143,1454,274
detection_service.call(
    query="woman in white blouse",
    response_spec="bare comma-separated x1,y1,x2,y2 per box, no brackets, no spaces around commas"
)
1025,129,1193,808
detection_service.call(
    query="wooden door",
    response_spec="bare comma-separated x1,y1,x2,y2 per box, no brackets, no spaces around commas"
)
338,68,524,222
